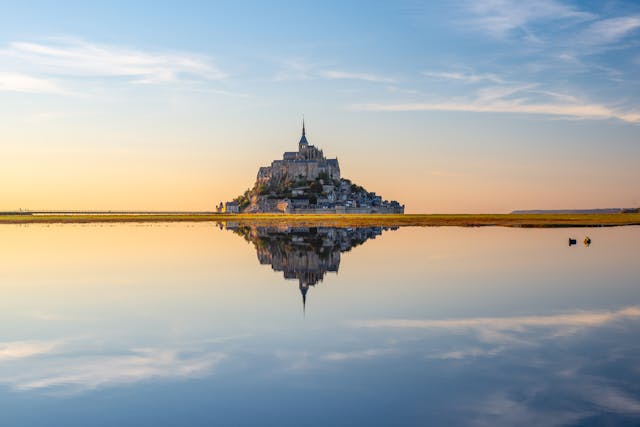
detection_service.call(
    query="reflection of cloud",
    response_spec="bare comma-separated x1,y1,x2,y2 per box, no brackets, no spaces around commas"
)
273,350,314,372
582,385,640,414
29,311,75,321
471,378,640,426
351,306,640,424
429,347,503,360
322,348,394,361
0,341,60,361
355,306,640,331
2,348,224,394
472,392,592,427
355,306,640,351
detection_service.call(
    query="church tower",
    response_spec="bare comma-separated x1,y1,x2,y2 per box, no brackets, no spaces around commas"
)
298,118,309,150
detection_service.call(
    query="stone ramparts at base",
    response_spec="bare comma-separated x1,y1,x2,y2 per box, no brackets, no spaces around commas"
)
289,207,404,214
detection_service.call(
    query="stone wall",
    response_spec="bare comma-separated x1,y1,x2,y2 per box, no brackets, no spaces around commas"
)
291,206,404,214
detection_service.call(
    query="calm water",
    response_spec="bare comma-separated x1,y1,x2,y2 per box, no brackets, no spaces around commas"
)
1,223,639,426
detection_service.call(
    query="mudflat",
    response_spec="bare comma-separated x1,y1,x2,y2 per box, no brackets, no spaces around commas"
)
1,213,639,227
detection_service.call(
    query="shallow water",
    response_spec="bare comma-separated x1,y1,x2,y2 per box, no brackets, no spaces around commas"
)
0,223,639,426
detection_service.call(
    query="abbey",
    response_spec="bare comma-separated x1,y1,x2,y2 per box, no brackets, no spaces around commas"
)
220,121,404,214
257,121,340,185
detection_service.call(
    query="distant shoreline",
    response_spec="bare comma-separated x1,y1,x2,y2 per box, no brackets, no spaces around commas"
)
1,213,639,227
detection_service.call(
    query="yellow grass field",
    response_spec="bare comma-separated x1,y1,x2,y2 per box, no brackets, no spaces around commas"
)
1,213,640,227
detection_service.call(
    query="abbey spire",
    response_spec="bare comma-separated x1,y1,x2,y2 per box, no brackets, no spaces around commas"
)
299,117,309,147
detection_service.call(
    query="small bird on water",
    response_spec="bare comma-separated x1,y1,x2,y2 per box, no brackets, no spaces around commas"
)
584,236,591,246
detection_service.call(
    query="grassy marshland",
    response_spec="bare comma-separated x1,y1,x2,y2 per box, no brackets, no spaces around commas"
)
1,213,640,227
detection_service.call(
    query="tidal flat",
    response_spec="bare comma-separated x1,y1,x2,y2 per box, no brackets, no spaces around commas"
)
0,223,639,426
1,212,640,227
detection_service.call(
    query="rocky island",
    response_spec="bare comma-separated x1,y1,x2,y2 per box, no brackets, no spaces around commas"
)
218,121,404,214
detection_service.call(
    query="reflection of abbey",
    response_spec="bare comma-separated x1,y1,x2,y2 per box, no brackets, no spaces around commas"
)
218,121,404,214
222,223,396,310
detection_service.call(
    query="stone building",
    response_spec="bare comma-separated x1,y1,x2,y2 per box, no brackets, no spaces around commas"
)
256,120,340,185
224,201,239,213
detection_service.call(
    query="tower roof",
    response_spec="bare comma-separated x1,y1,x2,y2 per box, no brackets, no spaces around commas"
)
299,118,309,146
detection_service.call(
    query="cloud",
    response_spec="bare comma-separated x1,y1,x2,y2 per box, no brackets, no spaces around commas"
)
464,0,594,38
0,72,66,94
320,70,397,83
0,38,225,85
372,59,639,123
423,71,503,84
274,59,395,84
353,100,640,123
273,59,316,81
580,16,640,45
351,78,640,125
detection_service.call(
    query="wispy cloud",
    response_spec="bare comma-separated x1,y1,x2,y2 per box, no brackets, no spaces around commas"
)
464,0,594,38
352,100,640,123
351,77,640,124
320,70,397,83
423,71,503,84
0,72,66,94
579,16,640,45
274,59,395,84
0,38,225,86
273,58,316,81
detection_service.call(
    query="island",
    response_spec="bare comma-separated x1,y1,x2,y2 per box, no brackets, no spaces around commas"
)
217,121,404,214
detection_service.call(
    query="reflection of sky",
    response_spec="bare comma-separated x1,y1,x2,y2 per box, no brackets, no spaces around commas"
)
0,224,639,425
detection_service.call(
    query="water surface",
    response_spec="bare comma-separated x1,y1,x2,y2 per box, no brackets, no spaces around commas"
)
1,223,639,426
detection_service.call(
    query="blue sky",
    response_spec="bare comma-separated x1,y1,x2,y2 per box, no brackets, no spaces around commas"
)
1,0,639,212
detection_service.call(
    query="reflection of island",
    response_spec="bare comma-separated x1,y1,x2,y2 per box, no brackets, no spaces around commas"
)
221,224,397,311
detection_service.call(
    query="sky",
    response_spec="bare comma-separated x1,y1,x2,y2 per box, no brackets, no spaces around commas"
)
0,0,639,213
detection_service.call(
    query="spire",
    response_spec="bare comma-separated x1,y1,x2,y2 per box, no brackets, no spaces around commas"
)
299,116,309,147
300,282,308,316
